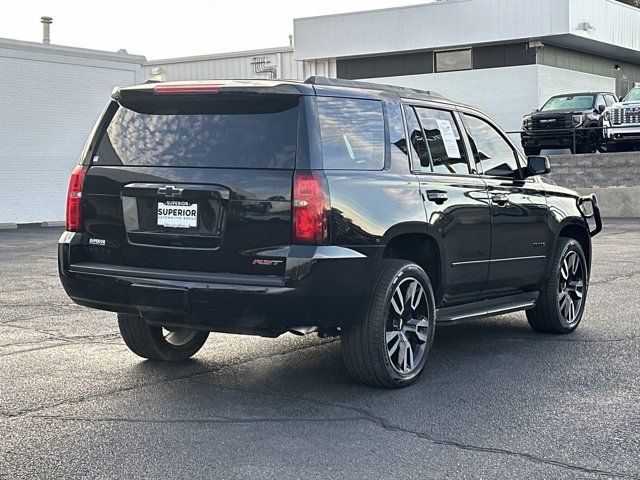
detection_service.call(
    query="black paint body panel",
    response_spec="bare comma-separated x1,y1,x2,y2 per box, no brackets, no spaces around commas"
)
59,79,595,335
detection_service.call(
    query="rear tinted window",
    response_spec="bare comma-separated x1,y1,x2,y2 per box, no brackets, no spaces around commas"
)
318,97,385,170
94,97,299,168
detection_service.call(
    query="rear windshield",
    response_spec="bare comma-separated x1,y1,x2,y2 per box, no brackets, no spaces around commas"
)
94,96,299,168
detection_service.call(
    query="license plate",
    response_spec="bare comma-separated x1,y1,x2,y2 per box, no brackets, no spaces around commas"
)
157,201,198,228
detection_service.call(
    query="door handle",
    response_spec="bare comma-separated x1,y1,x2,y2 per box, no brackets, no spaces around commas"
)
425,190,448,204
491,194,509,206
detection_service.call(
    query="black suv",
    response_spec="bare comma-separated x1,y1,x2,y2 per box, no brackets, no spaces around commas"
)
521,92,617,155
59,77,601,388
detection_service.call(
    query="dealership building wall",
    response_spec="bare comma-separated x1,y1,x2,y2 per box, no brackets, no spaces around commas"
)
143,0,640,137
0,38,145,226
293,0,640,134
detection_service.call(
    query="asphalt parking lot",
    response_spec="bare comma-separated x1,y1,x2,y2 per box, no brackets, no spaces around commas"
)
0,222,638,479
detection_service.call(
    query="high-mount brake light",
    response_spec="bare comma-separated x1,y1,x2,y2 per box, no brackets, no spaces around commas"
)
66,164,86,232
292,171,329,245
153,84,221,94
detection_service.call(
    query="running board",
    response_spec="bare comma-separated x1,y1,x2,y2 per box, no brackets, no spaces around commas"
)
436,292,539,324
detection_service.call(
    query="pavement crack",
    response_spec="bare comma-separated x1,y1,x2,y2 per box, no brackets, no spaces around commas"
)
0,342,69,358
194,384,640,480
25,392,637,479
29,414,366,426
591,271,640,286
2,339,336,418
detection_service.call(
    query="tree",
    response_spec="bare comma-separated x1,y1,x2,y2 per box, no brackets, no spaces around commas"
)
616,0,640,7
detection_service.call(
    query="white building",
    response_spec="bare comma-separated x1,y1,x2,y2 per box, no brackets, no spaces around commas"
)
142,46,333,83
3,0,640,225
0,37,145,226
144,0,640,137
293,0,640,133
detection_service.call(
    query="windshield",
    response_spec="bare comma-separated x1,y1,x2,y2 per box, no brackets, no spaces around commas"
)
624,88,640,102
95,96,299,168
541,95,595,111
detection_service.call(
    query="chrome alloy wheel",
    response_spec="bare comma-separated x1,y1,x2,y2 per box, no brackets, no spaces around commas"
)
385,277,430,374
162,327,199,346
557,250,585,326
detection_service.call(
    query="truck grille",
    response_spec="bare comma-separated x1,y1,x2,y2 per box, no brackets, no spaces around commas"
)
532,115,568,130
612,107,640,125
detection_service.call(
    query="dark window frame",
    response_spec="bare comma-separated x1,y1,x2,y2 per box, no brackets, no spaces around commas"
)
401,102,474,177
402,104,431,173
459,110,525,180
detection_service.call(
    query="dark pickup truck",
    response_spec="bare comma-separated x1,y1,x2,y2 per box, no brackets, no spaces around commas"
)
521,91,617,155
59,77,601,388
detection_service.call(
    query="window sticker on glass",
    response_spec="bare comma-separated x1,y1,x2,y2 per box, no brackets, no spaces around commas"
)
435,119,461,159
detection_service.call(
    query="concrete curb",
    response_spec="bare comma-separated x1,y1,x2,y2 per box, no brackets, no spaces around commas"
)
0,221,65,230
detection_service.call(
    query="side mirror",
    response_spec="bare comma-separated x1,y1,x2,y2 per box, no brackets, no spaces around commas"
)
597,104,606,113
524,156,550,178
531,108,540,113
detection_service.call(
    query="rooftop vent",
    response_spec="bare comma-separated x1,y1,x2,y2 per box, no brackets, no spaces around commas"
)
41,16,52,45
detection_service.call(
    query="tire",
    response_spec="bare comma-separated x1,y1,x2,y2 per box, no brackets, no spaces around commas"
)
526,238,588,334
524,147,541,156
117,313,209,361
341,260,436,388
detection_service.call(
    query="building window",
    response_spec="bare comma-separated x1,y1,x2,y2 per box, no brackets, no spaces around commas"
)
435,49,472,73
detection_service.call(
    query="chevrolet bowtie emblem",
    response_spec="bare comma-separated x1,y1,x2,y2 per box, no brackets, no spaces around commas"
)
158,185,184,198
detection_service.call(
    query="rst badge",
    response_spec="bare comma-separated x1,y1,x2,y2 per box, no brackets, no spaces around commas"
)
252,259,284,266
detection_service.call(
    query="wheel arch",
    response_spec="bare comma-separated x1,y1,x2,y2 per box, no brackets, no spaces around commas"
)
557,222,592,272
380,224,445,303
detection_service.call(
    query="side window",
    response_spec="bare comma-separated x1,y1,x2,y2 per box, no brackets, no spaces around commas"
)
605,94,616,107
402,105,430,170
461,113,520,178
595,95,607,111
317,97,385,170
386,101,411,167
414,107,469,175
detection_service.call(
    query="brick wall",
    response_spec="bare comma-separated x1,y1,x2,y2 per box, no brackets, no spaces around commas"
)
0,40,143,226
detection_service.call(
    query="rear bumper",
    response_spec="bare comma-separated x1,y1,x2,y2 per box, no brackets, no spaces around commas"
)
58,232,377,335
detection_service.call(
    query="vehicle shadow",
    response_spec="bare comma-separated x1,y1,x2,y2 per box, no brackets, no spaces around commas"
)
124,312,596,416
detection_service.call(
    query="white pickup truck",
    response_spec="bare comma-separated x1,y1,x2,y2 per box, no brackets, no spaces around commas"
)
603,87,640,152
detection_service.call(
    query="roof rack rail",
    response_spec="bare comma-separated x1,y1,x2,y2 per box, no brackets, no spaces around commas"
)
304,76,445,99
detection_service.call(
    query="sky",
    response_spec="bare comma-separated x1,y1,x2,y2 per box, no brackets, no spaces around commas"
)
0,0,430,60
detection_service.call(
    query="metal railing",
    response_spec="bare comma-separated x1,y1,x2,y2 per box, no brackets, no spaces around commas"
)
504,125,609,154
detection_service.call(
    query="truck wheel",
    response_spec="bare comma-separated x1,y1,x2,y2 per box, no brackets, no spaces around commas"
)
524,147,541,156
117,313,209,361
527,238,588,334
342,260,436,388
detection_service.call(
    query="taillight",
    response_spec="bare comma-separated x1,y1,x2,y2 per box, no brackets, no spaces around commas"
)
66,165,86,232
292,171,330,245
153,84,221,94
